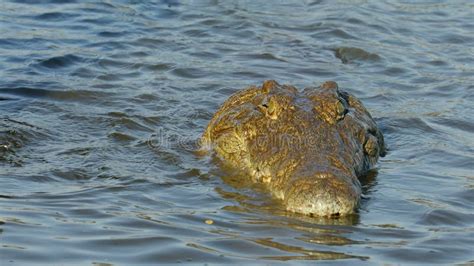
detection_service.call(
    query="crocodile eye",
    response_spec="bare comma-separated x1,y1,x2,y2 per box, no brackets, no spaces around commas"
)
258,97,279,119
364,135,379,157
335,100,347,120
313,99,348,125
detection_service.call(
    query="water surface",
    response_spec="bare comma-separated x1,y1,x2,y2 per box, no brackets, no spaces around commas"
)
1,0,473,264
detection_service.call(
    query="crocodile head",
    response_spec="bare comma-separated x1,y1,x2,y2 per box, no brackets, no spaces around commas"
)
202,80,385,216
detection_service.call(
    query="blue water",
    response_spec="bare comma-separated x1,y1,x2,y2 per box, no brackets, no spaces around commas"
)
1,0,473,264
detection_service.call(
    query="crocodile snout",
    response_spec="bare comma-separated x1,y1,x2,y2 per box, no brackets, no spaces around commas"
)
284,173,361,216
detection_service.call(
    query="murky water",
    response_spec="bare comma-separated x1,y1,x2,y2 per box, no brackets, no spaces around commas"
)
1,0,473,264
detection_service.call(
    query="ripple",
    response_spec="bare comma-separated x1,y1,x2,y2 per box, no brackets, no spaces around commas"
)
183,29,213,38
52,169,92,180
419,209,473,227
188,51,221,60
0,96,14,101
70,67,96,78
9,0,78,5
334,47,381,64
238,52,288,62
133,37,167,49
108,112,154,132
108,132,137,142
0,87,110,102
381,67,408,76
171,67,209,79
432,117,474,134
0,118,48,167
384,117,439,135
427,59,448,67
34,12,79,21
313,29,358,40
0,128,25,166
97,31,130,38
97,58,140,70
35,54,83,69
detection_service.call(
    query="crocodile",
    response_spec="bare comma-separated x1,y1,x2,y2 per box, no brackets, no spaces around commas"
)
201,80,385,216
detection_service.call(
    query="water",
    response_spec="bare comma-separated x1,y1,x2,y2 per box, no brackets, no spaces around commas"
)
0,0,473,264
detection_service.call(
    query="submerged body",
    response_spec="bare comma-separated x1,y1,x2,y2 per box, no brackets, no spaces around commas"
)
202,80,385,216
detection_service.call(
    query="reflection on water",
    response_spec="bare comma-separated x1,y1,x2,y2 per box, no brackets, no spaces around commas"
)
254,238,367,261
1,0,473,264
